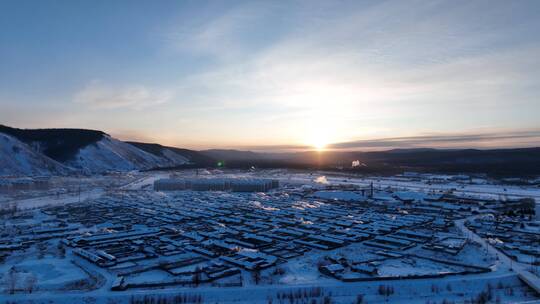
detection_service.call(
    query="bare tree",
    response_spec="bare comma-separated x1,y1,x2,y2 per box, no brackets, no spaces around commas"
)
6,267,17,294
37,243,47,259
192,267,202,287
57,243,66,259
25,274,37,294
252,268,261,285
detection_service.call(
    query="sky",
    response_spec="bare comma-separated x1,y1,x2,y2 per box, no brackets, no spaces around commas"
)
1,0,540,151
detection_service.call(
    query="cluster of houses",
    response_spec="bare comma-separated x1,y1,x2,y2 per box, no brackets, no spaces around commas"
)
34,185,484,287
1,180,532,290
467,216,540,266
318,248,489,282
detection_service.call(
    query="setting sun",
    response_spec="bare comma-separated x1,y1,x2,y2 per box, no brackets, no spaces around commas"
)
312,140,327,151
304,125,333,152
306,132,330,151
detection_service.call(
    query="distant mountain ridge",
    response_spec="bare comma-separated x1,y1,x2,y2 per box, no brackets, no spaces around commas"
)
203,147,540,176
201,149,281,161
127,142,215,167
1,124,539,177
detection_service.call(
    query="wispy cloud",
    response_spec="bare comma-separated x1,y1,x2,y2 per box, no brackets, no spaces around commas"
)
328,130,540,150
160,0,540,147
12,0,536,150
166,2,281,61
74,81,172,110
242,129,540,152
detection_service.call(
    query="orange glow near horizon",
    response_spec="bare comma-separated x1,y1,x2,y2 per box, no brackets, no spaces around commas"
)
313,142,327,152
305,132,331,152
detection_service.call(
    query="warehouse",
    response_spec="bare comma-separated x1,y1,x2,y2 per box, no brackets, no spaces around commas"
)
154,177,279,192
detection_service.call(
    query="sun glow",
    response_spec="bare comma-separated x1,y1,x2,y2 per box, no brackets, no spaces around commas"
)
312,139,327,151
306,131,331,151
303,119,339,152
304,123,335,151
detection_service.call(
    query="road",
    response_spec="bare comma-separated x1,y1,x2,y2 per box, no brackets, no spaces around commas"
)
8,173,159,210
455,216,540,294
12,188,105,210
120,172,169,190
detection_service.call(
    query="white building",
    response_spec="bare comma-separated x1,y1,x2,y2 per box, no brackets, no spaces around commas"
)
154,177,279,192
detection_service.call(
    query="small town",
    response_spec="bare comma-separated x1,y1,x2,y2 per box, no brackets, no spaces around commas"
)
1,171,539,303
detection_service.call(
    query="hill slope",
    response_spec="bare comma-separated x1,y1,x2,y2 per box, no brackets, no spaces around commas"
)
0,132,69,176
128,142,215,167
0,125,197,175
65,135,189,174
0,124,105,162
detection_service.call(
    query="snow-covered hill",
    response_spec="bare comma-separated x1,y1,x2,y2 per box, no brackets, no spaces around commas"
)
159,148,191,165
127,142,214,166
0,133,69,176
0,125,199,176
65,135,190,174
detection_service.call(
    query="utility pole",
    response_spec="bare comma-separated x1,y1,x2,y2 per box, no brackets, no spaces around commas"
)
510,257,513,271
78,176,81,204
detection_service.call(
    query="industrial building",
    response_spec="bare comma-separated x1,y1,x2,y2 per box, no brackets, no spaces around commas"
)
154,177,279,192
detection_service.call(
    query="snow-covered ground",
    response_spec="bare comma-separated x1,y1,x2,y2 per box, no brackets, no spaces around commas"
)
278,172,540,201
2,272,536,303
1,169,539,303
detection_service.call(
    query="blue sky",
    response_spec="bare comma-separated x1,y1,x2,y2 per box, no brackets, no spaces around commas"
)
1,0,540,151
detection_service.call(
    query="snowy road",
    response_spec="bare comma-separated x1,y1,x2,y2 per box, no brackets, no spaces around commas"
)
11,188,105,210
455,217,540,294
120,172,169,190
